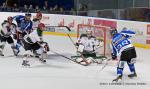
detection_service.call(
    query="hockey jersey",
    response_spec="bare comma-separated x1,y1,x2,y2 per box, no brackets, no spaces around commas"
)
112,30,135,56
0,20,17,37
23,29,41,44
77,34,100,52
13,15,32,33
32,18,40,30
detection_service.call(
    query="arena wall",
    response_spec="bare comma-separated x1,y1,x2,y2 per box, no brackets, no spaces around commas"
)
0,12,149,49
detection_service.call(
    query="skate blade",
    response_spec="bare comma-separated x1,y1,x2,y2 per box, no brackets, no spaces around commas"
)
39,60,47,64
128,76,137,79
112,79,122,83
21,65,31,68
0,55,4,56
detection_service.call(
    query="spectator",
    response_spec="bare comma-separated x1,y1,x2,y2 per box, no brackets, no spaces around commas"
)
79,4,88,11
49,7,54,14
1,2,7,11
12,3,19,12
53,5,59,11
21,4,28,12
44,0,49,9
29,5,34,12
59,7,64,14
79,4,88,16
71,8,76,15
35,5,40,12
41,6,48,13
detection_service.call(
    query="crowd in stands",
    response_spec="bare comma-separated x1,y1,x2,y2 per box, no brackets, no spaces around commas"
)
0,0,88,16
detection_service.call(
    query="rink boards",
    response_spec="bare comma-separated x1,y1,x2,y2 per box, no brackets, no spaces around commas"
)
0,12,149,49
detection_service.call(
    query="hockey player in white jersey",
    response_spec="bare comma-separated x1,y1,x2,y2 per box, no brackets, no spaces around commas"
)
32,12,42,30
0,16,18,56
72,30,105,66
21,23,49,66
32,12,43,41
111,29,137,82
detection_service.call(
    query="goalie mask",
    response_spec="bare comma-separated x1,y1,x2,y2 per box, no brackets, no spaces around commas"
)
86,30,93,37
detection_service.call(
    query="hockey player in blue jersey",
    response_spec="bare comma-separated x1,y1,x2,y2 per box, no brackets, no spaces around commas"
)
111,29,137,82
13,13,33,55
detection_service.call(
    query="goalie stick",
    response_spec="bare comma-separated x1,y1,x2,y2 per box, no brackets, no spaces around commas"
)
99,58,112,72
66,33,90,66
50,26,90,65
46,26,89,65
50,50,88,66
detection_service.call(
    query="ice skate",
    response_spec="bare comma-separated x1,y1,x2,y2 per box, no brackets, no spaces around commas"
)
39,58,46,63
128,72,137,78
22,60,30,67
112,75,122,82
0,50,4,56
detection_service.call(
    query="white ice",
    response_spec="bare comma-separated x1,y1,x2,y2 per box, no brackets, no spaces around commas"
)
0,35,150,89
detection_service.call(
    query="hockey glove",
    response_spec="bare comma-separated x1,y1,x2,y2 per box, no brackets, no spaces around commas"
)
76,42,79,46
111,53,117,60
13,34,17,40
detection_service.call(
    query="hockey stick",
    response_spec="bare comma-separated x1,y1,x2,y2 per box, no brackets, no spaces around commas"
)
99,58,112,72
50,50,88,66
54,26,90,65
46,26,89,65
66,33,90,65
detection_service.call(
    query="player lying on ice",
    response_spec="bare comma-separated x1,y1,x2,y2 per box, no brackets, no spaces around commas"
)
111,29,137,82
22,23,49,67
71,30,107,66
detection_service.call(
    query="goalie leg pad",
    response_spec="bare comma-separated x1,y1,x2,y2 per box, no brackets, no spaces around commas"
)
76,58,83,63
86,57,93,64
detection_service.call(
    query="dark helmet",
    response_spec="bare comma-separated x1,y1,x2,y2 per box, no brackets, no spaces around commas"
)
110,29,118,37
25,13,32,17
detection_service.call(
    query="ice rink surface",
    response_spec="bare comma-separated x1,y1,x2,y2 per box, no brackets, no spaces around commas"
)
0,35,150,89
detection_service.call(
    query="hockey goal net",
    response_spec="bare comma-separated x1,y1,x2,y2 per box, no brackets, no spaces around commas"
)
77,24,112,57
